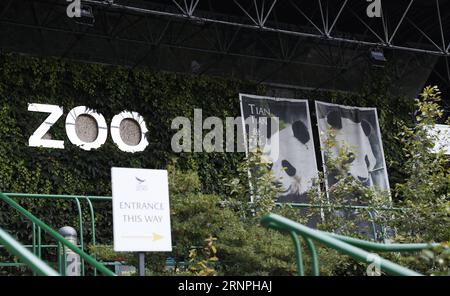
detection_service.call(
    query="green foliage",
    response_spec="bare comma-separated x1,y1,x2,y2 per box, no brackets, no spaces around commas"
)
223,149,282,217
309,128,390,238
298,128,387,275
89,244,134,264
304,87,450,275
0,52,448,276
188,236,219,276
0,53,261,246
388,86,450,243
321,87,449,275
421,243,450,276
389,242,450,276
377,86,449,276
90,166,297,276
169,163,297,276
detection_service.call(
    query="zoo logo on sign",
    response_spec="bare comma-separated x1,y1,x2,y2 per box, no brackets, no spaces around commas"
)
28,103,149,153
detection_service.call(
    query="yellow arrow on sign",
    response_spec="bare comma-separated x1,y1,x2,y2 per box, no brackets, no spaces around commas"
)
152,233,164,241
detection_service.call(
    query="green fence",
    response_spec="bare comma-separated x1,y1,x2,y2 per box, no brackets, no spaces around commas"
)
0,192,115,276
261,213,438,276
0,192,437,276
0,226,59,276
277,202,405,241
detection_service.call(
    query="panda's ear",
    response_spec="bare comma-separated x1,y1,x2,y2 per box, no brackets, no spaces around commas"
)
327,111,342,129
361,120,372,137
292,120,310,144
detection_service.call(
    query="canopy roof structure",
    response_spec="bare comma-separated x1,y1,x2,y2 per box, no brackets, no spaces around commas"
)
85,0,450,56
0,0,449,102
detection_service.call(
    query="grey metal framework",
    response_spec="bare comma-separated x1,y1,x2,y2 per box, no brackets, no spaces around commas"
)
0,0,448,96
84,0,450,57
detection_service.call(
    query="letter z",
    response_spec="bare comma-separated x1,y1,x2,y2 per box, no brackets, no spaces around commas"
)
28,103,64,149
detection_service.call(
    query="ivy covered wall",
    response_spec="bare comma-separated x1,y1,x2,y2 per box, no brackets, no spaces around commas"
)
0,53,415,245
0,53,263,244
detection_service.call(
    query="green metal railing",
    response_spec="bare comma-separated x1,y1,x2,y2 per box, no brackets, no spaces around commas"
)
276,202,405,241
261,213,436,276
0,192,431,276
0,227,59,276
0,192,115,276
0,193,112,275
324,231,438,253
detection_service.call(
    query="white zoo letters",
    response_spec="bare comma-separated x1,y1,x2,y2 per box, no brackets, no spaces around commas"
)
65,106,108,151
28,103,149,153
28,103,65,149
111,111,149,153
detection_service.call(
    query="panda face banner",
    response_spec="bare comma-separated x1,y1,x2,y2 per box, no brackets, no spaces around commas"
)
240,94,319,203
315,101,390,196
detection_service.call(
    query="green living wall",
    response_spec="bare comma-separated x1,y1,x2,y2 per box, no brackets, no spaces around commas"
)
0,53,263,245
0,53,415,247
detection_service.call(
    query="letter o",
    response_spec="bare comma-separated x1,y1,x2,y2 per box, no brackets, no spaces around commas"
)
110,111,149,153
65,106,108,151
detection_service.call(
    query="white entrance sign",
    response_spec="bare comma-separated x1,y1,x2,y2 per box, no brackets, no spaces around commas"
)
112,167,172,252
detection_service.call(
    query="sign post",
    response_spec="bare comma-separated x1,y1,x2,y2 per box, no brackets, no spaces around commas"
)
112,167,172,276
137,252,145,276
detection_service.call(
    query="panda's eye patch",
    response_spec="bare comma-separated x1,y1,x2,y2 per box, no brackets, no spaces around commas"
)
361,120,372,137
346,152,355,163
281,160,296,177
365,155,370,168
